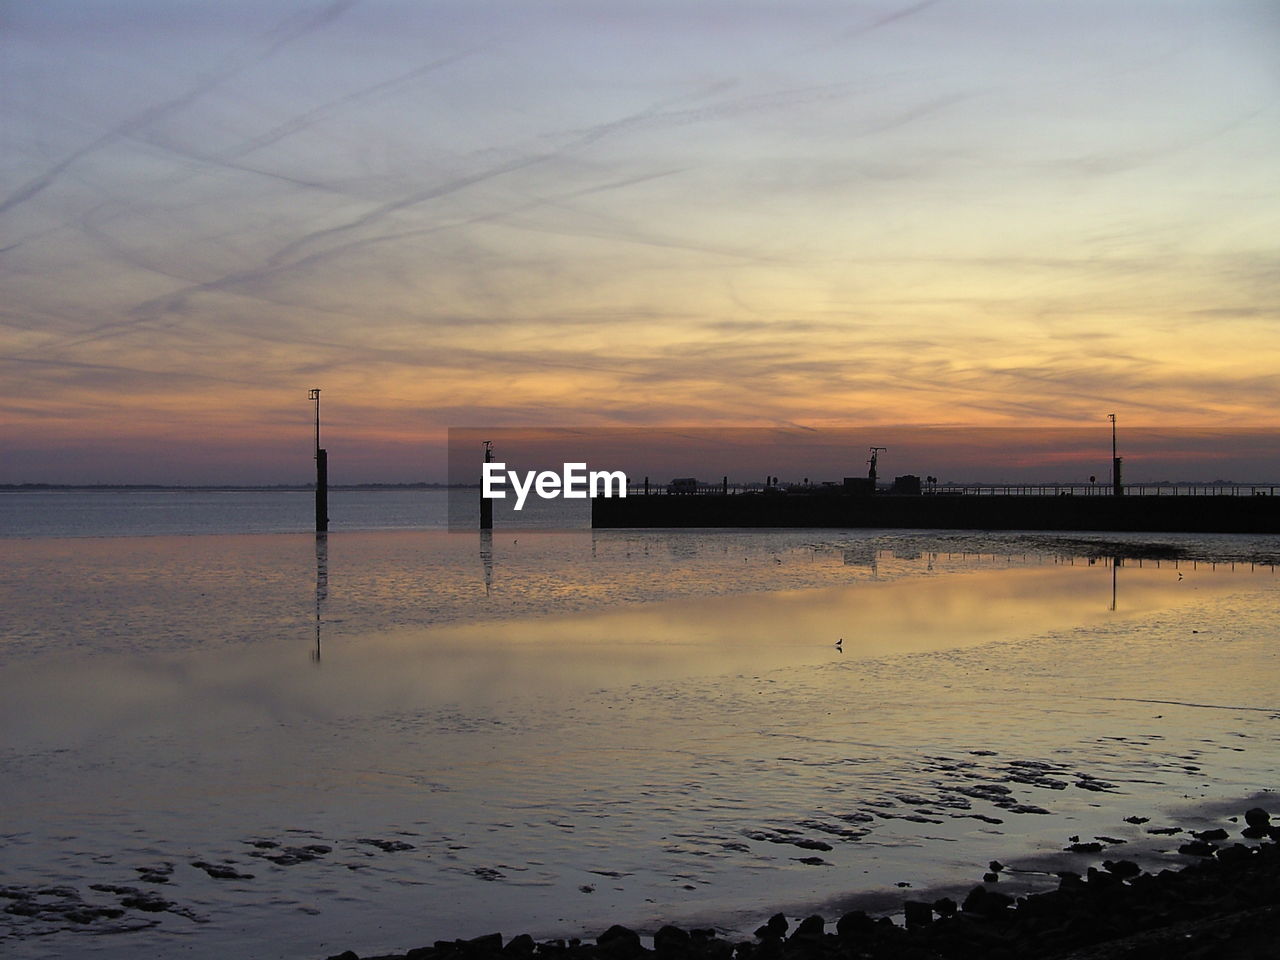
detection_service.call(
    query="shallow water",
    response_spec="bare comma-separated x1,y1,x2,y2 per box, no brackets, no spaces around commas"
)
1,527,1278,959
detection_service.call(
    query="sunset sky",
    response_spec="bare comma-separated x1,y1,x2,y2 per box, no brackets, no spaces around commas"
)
3,0,1278,484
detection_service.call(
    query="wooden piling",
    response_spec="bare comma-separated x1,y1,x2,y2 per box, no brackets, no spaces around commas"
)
315,447,329,532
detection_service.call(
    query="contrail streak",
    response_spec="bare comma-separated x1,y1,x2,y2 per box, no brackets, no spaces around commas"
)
0,0,360,218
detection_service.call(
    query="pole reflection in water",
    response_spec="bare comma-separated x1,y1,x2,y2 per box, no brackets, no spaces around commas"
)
480,530,493,597
314,532,328,663
1112,556,1120,612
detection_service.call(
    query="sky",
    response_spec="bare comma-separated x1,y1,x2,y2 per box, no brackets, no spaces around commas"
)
2,0,1278,484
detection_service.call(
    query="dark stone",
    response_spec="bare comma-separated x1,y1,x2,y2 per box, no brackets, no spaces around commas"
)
789,915,824,941
191,861,254,880
755,913,788,940
835,910,874,941
791,839,833,852
1190,828,1229,842
902,901,932,928
1103,859,1141,879
1085,867,1120,888
359,838,416,853
962,885,1013,918
1065,842,1104,854
1179,840,1217,857
1215,844,1254,866
988,860,1004,872
597,925,643,958
120,891,173,912
466,933,504,956
325,953,360,960
932,898,957,918
982,872,999,883
1244,807,1270,828
504,934,536,957
653,925,689,954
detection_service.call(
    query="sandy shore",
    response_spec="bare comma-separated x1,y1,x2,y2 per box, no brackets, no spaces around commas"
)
319,807,1279,960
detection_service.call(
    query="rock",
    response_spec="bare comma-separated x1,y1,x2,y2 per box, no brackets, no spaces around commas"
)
1244,807,1270,828
1179,840,1217,857
1215,843,1254,867
835,910,874,941
191,861,254,880
358,838,415,853
596,926,645,957
653,925,690,954
902,901,932,928
789,915,824,941
1065,842,1104,854
1057,871,1084,891
120,891,174,912
1190,828,1229,842
1085,867,1120,889
325,953,360,960
962,885,1013,917
982,872,999,883
1103,859,1141,879
790,838,833,852
465,933,504,957
755,913,788,940
932,897,958,918
988,860,1004,872
503,934,535,957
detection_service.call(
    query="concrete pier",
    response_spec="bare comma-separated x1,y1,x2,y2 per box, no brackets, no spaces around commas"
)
592,490,1280,534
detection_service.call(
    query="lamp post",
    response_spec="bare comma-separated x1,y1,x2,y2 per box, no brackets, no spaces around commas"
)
310,389,328,532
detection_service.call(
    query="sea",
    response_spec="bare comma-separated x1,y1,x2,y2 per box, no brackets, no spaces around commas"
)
1,487,1278,959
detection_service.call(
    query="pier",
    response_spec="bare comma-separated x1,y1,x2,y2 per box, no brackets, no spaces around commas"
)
592,483,1280,534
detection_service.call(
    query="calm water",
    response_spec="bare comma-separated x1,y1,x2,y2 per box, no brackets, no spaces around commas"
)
1,492,1278,959
0,488,586,538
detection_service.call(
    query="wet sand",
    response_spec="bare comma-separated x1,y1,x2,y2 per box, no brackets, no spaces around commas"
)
1,530,1277,958
316,804,1280,959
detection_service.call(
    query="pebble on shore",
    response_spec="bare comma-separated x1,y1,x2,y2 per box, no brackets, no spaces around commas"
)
322,808,1280,960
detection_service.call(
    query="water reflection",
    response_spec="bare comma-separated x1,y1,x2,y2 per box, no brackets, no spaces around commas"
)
313,533,328,663
480,530,493,597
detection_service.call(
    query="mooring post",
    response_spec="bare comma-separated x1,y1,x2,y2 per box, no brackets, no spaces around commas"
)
310,388,328,532
480,440,493,530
